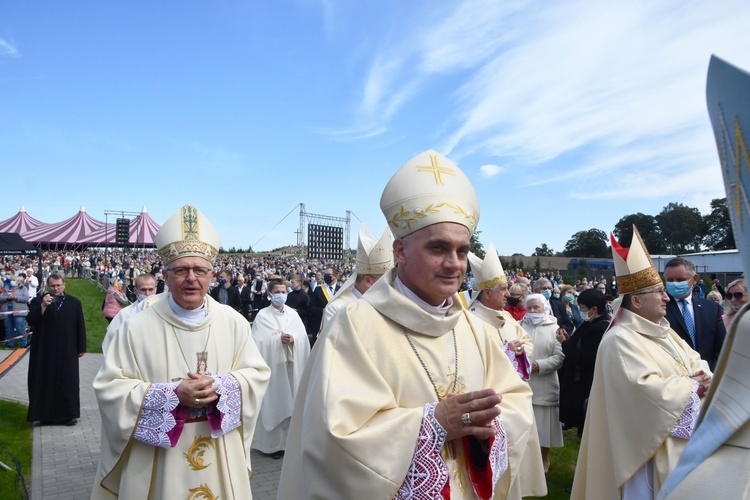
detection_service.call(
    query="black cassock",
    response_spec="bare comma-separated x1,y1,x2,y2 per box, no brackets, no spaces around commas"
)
26,294,87,423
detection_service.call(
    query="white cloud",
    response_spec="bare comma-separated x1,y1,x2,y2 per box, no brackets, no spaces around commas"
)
354,0,750,205
479,164,504,178
0,38,18,57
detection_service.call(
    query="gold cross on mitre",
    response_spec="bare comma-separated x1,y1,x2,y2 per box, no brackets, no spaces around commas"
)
417,154,455,185
374,243,384,255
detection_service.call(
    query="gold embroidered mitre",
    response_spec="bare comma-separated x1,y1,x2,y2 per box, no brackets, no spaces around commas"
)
610,225,662,294
336,224,394,298
380,149,480,238
468,242,507,290
355,224,394,275
154,205,221,266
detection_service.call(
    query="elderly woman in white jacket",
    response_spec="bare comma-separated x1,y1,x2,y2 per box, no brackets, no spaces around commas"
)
521,293,565,473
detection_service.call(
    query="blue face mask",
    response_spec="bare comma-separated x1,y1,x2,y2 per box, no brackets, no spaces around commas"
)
553,293,560,299
137,294,148,302
666,280,691,298
541,289,552,299
271,293,287,307
218,278,227,286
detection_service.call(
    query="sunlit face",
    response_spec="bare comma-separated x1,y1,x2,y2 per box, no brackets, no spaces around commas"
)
394,223,470,307
525,298,544,314
164,256,214,310
727,285,748,311
484,283,510,310
632,285,670,323
135,277,157,296
48,278,65,297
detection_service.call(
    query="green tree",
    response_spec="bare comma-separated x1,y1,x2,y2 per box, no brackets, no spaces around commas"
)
563,229,609,258
657,202,706,253
613,213,667,253
703,198,735,250
470,231,485,259
533,243,554,256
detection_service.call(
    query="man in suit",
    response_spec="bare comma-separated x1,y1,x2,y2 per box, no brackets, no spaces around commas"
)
236,275,253,320
664,257,726,370
532,278,574,335
306,267,340,346
209,269,242,312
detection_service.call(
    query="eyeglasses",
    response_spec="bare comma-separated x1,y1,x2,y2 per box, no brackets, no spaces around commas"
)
166,266,212,278
633,287,668,297
727,292,747,300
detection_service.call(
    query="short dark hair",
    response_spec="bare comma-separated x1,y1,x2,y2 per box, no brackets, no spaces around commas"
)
47,273,64,284
267,278,285,293
665,257,696,274
621,293,634,311
578,288,606,313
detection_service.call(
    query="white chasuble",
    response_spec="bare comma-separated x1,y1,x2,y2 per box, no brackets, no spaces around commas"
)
250,305,310,453
91,294,270,499
278,268,533,499
571,308,709,499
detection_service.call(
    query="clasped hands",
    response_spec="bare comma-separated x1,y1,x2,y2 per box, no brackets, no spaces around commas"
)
691,370,712,398
280,332,294,344
433,389,502,442
176,372,218,408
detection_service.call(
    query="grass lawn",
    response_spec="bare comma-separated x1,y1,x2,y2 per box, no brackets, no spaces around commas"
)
533,428,581,499
0,400,32,500
63,278,109,354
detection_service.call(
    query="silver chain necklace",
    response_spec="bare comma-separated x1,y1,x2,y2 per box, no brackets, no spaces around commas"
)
404,328,458,401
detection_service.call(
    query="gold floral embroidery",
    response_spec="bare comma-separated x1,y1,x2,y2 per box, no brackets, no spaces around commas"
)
184,436,214,471
187,483,217,500
618,267,662,294
477,276,507,290
388,203,477,232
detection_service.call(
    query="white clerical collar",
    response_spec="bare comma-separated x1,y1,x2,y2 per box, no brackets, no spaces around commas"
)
169,294,207,323
395,276,453,317
273,306,286,313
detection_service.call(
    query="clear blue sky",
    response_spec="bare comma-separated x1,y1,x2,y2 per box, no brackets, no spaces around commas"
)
2,1,749,255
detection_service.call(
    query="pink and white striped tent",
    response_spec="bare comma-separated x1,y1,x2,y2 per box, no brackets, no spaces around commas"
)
129,207,160,246
0,205,44,235
24,206,109,246
0,205,160,248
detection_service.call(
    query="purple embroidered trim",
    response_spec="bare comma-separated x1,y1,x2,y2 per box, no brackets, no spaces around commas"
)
134,381,181,448
671,380,701,439
206,373,242,438
502,344,530,380
395,403,449,499
489,416,508,493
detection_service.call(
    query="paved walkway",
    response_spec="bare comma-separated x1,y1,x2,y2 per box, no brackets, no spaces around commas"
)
0,349,283,499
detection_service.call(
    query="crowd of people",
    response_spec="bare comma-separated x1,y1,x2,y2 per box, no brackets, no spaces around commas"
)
0,156,747,499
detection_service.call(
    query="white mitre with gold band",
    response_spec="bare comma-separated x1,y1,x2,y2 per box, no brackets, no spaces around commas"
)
154,205,221,266
380,149,479,238
335,224,394,298
468,242,507,291
609,225,662,294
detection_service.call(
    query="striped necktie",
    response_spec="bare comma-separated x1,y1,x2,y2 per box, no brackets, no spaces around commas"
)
681,299,696,348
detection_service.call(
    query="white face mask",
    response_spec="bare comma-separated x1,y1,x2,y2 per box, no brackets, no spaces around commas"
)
271,293,287,307
526,312,545,325
582,308,596,322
